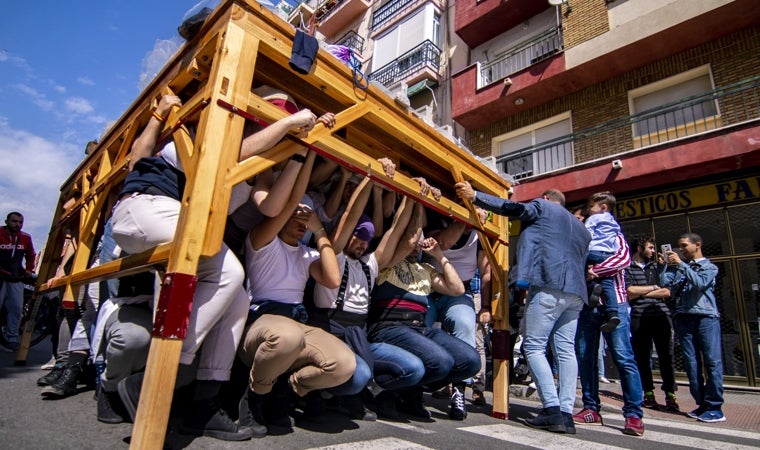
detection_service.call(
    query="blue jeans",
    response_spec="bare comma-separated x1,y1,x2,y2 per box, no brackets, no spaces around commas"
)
587,250,618,310
425,293,476,347
370,323,480,391
328,342,426,395
576,303,643,418
673,315,724,411
522,286,583,414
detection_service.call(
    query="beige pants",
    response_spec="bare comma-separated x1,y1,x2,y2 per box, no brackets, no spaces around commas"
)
238,314,356,396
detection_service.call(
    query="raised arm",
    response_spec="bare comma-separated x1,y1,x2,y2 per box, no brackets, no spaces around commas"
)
330,177,373,254
374,195,414,270
249,150,316,250
252,148,309,217
386,201,426,267
308,211,341,289
239,109,319,161
423,237,465,297
130,94,181,170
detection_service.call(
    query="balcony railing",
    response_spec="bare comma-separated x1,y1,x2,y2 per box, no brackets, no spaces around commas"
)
478,27,564,89
315,0,346,21
368,40,441,86
496,75,760,180
333,30,365,54
371,0,414,31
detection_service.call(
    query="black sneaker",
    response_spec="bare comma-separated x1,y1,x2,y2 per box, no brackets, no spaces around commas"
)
525,407,567,433
588,284,603,308
600,316,621,333
37,366,65,386
180,401,255,441
238,389,267,437
562,412,576,434
342,394,377,421
97,384,128,424
300,390,330,424
373,391,403,421
448,387,467,420
41,363,82,399
398,388,431,420
117,372,144,422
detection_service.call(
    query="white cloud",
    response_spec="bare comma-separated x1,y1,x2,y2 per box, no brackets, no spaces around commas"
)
13,83,54,111
139,37,183,90
77,76,95,86
0,117,83,253
65,97,95,115
0,49,7,62
53,85,67,93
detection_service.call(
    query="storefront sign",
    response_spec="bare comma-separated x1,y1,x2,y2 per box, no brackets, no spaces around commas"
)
616,176,760,219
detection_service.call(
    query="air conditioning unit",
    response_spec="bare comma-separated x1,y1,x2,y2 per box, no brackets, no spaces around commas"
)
413,105,433,125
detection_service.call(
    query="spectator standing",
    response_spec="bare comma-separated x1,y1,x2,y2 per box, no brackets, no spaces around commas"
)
0,212,36,352
573,234,646,437
455,182,589,434
625,235,679,411
660,233,724,422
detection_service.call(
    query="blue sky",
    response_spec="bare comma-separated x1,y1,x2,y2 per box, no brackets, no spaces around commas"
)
0,2,203,259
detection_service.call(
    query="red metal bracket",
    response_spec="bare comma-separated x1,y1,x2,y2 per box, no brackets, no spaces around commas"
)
153,272,197,339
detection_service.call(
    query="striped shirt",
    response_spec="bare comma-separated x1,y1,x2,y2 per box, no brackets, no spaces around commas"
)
625,260,671,317
589,234,630,305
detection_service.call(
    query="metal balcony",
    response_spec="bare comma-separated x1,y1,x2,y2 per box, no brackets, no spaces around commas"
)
497,75,760,180
333,30,365,54
368,40,441,87
315,0,371,37
479,27,563,89
371,0,415,31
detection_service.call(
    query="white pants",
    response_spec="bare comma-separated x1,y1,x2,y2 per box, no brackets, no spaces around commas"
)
111,194,249,380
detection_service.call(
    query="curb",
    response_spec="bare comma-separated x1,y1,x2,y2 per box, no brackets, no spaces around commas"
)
509,384,622,415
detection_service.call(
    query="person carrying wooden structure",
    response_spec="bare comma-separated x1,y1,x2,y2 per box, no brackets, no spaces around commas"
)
25,1,511,448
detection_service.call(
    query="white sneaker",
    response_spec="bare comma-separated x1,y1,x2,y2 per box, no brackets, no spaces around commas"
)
599,377,611,384
528,382,537,389
41,356,57,370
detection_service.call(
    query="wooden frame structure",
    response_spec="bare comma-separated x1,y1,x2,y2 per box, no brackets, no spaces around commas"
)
25,1,511,447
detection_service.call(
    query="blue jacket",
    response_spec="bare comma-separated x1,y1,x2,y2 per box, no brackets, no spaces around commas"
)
474,191,591,301
659,258,719,317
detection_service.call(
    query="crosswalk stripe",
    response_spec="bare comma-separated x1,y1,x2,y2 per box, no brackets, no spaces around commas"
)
460,424,619,449
603,415,760,442
583,420,759,449
306,437,434,450
376,419,437,435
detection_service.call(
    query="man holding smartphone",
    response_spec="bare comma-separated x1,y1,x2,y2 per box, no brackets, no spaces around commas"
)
660,233,724,423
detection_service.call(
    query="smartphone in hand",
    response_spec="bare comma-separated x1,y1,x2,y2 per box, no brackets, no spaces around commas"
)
661,244,672,255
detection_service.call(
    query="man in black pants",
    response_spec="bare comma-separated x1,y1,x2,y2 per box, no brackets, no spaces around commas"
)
625,235,678,412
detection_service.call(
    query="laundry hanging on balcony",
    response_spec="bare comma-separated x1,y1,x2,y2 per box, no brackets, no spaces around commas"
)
325,44,368,91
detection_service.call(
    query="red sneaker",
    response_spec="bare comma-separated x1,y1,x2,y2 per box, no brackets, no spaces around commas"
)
624,416,645,436
572,408,603,425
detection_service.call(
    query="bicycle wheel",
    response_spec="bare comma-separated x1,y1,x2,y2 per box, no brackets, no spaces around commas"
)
19,294,57,348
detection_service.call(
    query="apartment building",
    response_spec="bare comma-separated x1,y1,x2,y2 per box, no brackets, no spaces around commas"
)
286,0,465,135
451,0,760,387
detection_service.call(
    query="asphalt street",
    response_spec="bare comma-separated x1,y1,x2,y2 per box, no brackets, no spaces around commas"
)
2,339,759,450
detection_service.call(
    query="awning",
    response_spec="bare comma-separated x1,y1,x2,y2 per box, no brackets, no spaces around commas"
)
407,79,438,97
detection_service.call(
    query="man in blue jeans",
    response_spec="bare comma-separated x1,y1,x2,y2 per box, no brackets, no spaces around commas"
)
660,233,724,423
455,182,589,434
573,234,646,436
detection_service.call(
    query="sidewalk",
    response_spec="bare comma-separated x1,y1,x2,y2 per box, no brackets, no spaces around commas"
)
509,379,760,431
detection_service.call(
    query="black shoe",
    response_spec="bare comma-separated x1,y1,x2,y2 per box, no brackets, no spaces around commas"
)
265,378,294,428
41,362,82,399
525,407,567,433
342,394,377,421
562,412,576,434
300,390,331,424
97,384,128,424
238,389,267,438
37,366,65,386
373,391,403,421
117,372,144,422
448,387,467,420
180,401,255,441
398,388,431,420
600,316,621,333
588,283,603,308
